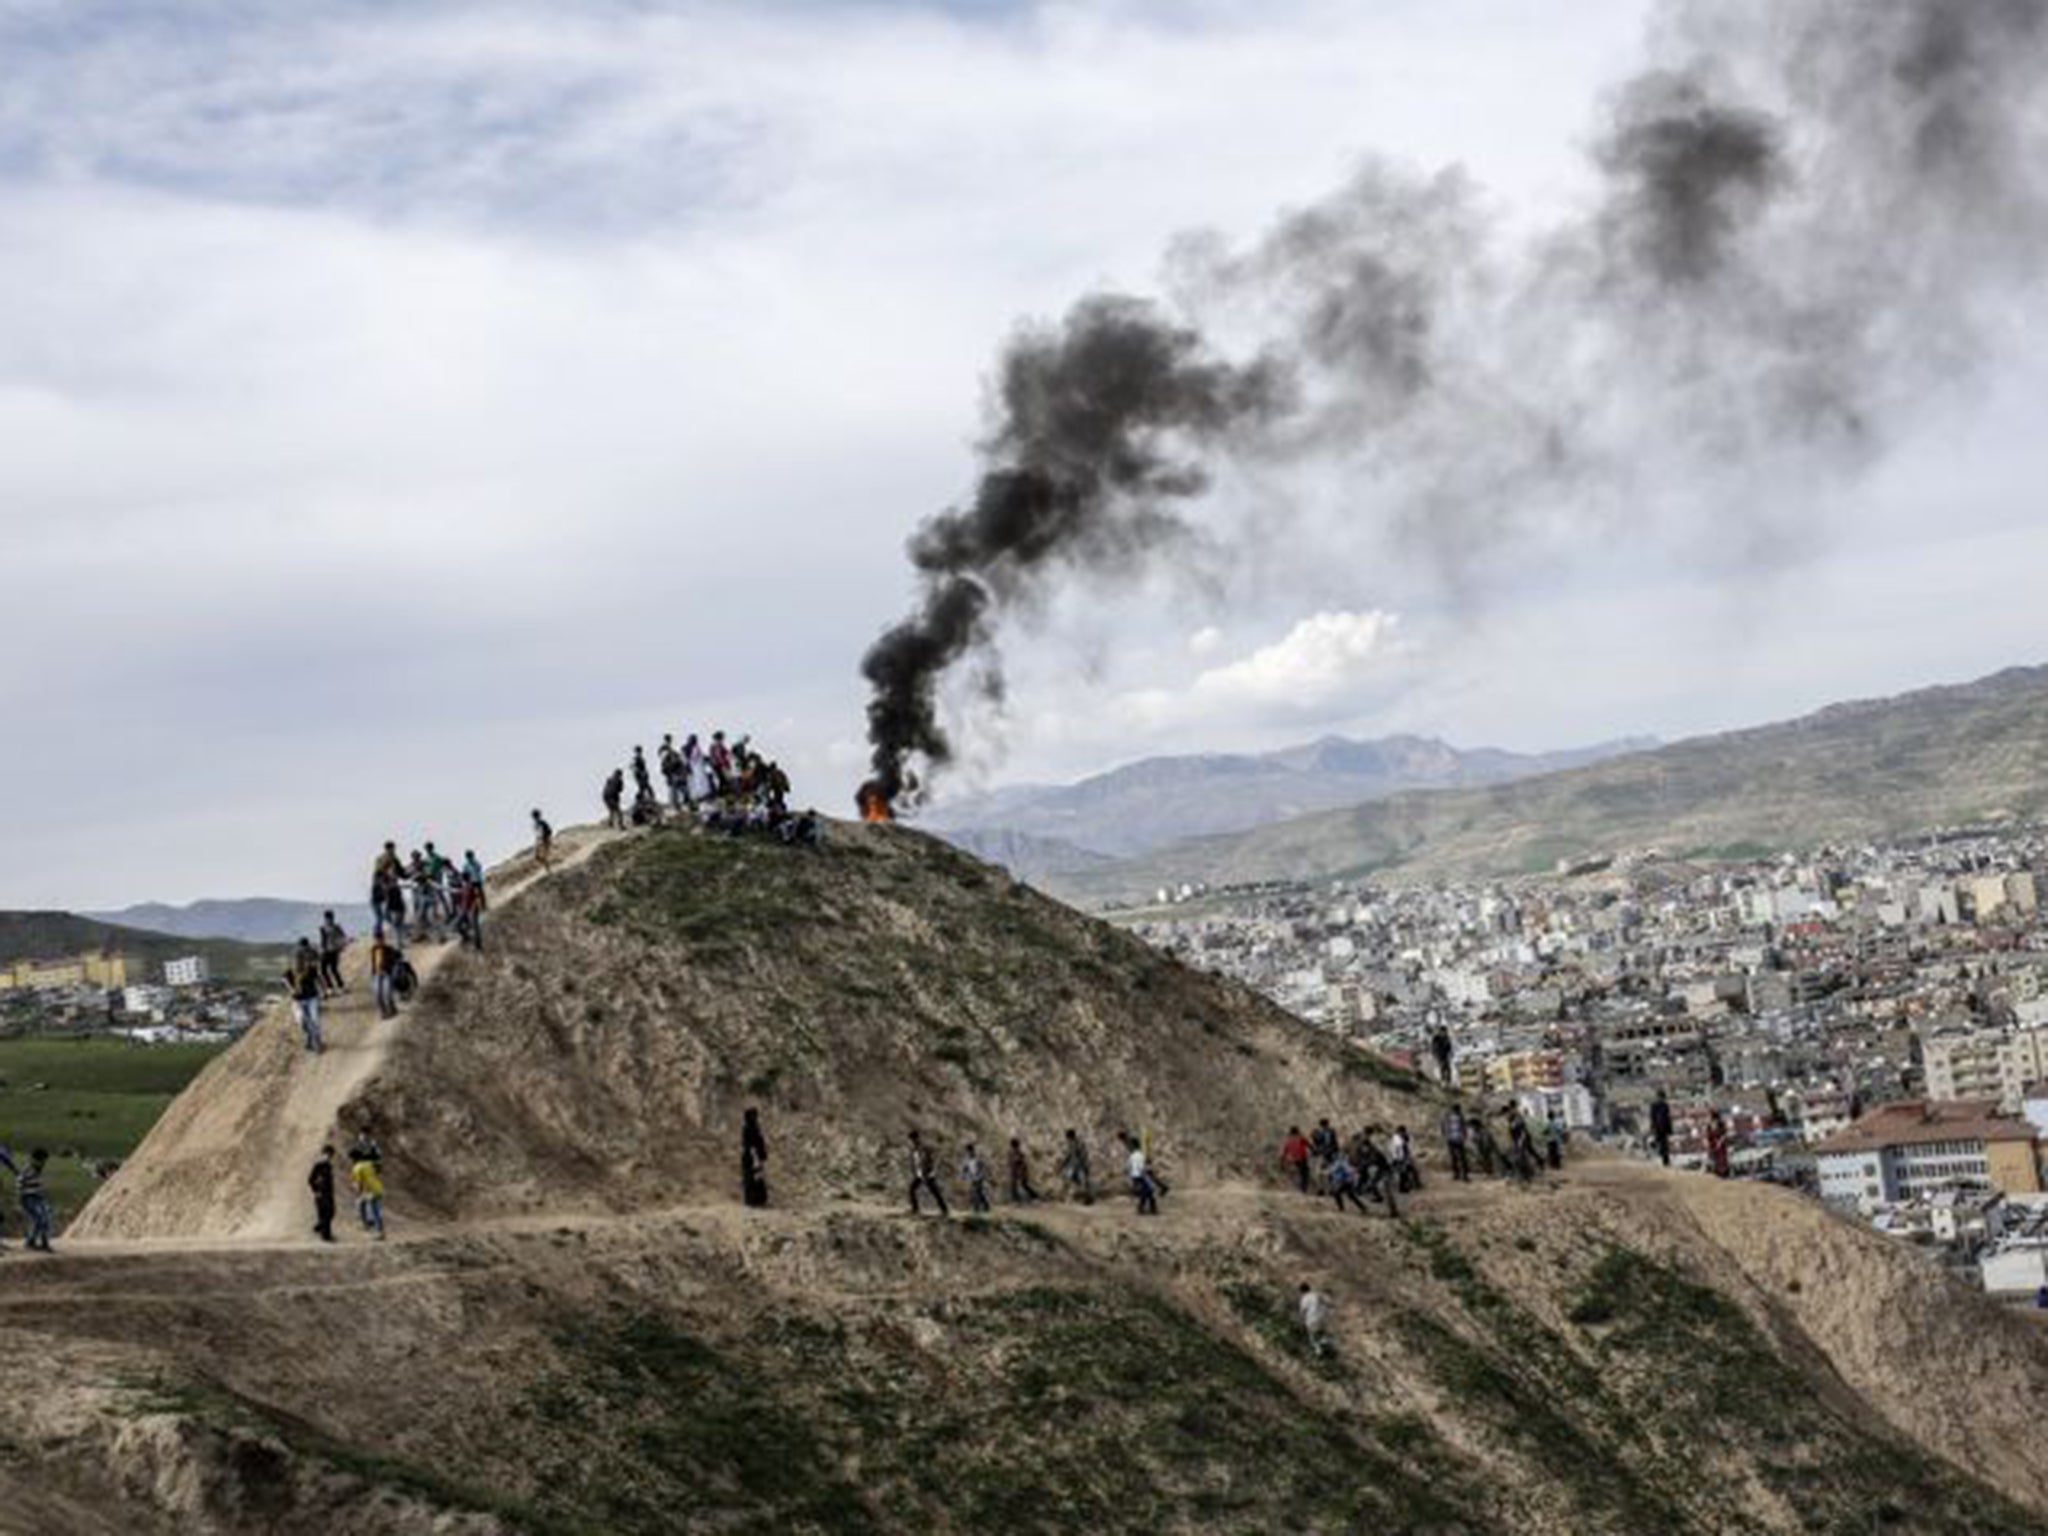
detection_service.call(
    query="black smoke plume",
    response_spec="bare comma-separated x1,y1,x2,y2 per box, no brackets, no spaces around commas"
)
861,296,1289,804
861,0,2048,807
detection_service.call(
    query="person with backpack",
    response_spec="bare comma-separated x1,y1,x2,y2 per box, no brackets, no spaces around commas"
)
1006,1137,1039,1204
1308,1119,1339,1193
0,1147,53,1253
1280,1125,1312,1194
286,940,323,1054
1440,1103,1471,1183
907,1130,949,1217
602,769,626,830
309,1145,337,1243
1059,1129,1094,1205
961,1143,993,1214
531,810,554,870
740,1109,770,1208
317,910,348,995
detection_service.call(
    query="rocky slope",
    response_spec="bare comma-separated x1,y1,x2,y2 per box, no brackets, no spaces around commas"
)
10,819,2048,1534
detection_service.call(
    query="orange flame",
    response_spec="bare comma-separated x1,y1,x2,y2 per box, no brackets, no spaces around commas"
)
857,783,894,824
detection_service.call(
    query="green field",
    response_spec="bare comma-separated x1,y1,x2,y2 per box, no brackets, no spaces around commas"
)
0,1037,224,1236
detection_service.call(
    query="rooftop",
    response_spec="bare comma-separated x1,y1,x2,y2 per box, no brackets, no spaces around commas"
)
1814,1098,2038,1156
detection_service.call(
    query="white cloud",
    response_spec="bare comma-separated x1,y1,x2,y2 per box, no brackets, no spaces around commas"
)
1179,610,1408,711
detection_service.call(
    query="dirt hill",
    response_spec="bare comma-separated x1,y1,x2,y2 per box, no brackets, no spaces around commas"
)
12,819,2048,1534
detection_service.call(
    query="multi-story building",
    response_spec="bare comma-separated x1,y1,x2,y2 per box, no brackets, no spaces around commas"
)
0,953,128,992
1814,1099,2041,1211
1922,1028,2029,1111
164,955,210,988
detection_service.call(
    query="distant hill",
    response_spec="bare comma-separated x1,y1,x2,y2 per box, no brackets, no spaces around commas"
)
86,897,372,946
923,731,1654,859
1049,663,2048,905
0,911,285,985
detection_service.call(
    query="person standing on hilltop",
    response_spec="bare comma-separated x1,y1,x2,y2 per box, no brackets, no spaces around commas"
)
708,731,733,797
631,745,655,807
1059,1129,1094,1205
1280,1126,1312,1194
602,769,626,831
286,939,324,1054
1430,1024,1455,1089
1706,1108,1732,1179
962,1143,993,1214
1649,1090,1674,1168
907,1130,949,1217
317,910,348,995
741,1109,769,1209
462,848,486,899
531,809,554,870
660,734,685,812
308,1145,337,1243
1006,1138,1039,1204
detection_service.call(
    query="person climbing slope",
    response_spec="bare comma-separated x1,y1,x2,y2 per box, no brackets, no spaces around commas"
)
1299,1283,1330,1358
351,1151,385,1240
962,1143,993,1214
1121,1132,1159,1217
285,940,324,1054
1280,1125,1311,1194
531,809,554,870
317,910,347,995
741,1109,769,1209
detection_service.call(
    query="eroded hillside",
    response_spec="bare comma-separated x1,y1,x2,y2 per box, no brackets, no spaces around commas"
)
10,820,2048,1535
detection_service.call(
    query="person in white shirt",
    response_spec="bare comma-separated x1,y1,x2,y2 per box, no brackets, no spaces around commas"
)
1298,1283,1330,1357
1121,1132,1159,1216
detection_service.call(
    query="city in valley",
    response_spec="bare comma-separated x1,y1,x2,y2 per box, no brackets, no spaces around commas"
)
1120,825,2048,1296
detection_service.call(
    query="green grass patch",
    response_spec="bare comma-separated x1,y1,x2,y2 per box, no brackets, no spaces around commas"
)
0,1037,224,1232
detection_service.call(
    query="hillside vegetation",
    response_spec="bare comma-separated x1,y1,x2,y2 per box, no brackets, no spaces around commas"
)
7,820,2048,1534
1048,663,2048,904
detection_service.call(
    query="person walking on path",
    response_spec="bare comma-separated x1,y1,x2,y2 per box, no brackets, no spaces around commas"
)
1649,1090,1674,1168
1440,1103,1471,1183
1299,1283,1330,1358
907,1130,949,1217
1505,1109,1539,1183
309,1146,338,1242
1059,1129,1094,1205
1327,1152,1372,1214
351,1152,385,1239
1430,1025,1455,1089
317,911,348,995
741,1109,769,1208
1545,1113,1566,1171
1472,1112,1501,1179
531,810,554,870
286,940,324,1054
462,849,486,898
962,1143,993,1214
1308,1119,1339,1193
1390,1125,1422,1194
1006,1138,1039,1204
1280,1126,1312,1193
1121,1132,1160,1216
0,1148,53,1253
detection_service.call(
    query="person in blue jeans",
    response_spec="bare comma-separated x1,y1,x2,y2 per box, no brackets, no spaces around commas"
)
0,1147,53,1252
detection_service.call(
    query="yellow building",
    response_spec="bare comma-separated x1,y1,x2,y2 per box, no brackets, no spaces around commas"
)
0,953,128,992
1485,1049,1565,1094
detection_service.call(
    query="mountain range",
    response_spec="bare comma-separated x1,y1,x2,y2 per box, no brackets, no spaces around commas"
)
85,897,373,946
1041,663,2048,906
0,911,285,983
923,731,1655,878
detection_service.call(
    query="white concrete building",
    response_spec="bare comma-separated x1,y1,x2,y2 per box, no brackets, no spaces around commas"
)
163,955,210,988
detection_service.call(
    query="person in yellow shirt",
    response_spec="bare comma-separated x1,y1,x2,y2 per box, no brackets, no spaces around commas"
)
351,1157,385,1240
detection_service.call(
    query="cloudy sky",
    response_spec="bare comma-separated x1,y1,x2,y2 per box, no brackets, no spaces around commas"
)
4,0,2045,909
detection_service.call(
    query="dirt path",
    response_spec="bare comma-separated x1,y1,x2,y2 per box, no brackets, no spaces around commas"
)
68,826,620,1246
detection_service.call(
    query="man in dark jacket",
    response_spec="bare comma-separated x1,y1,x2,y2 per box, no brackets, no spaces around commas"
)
309,1145,337,1242
1649,1090,1674,1167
